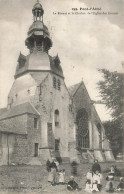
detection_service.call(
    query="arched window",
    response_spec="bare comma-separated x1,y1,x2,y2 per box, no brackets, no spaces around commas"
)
53,77,56,88
76,108,89,148
55,109,59,126
57,79,61,90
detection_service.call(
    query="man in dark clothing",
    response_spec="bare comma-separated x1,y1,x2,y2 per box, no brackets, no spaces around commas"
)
46,159,51,172
49,160,57,170
92,159,101,174
67,176,81,191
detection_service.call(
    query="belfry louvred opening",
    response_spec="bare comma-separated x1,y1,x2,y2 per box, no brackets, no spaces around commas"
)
25,1,52,53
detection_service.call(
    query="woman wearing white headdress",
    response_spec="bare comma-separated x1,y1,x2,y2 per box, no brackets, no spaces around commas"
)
48,158,57,185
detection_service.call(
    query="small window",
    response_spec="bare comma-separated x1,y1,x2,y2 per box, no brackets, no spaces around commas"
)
34,143,38,157
53,77,56,88
57,79,61,90
55,109,59,126
34,118,38,128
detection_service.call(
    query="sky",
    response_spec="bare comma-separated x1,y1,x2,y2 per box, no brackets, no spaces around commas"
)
0,0,124,121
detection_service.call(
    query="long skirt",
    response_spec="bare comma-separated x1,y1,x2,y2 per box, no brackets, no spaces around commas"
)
48,168,56,184
105,181,114,192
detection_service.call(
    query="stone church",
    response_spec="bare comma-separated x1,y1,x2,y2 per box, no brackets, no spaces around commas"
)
0,1,114,165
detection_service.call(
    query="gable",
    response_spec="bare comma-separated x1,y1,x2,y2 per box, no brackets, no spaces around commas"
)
68,82,91,115
69,81,104,127
68,82,82,97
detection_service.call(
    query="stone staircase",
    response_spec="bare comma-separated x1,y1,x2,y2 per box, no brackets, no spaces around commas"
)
87,150,95,163
49,149,70,164
78,150,95,163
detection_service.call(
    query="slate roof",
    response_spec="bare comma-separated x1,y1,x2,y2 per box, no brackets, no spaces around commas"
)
49,55,63,77
15,51,63,78
68,82,82,97
0,102,40,120
0,122,26,135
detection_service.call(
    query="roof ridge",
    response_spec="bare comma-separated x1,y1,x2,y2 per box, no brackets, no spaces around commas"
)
0,102,40,121
29,102,40,115
68,81,83,96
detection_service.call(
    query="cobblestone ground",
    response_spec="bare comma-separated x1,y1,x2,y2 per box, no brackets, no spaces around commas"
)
0,162,123,194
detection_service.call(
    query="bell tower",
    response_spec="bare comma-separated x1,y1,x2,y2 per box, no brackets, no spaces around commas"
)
25,0,52,53
32,0,44,22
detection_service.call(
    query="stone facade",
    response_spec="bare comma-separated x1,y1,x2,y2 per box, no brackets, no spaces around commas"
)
0,1,114,165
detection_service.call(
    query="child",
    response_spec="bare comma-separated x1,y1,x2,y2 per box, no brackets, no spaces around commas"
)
58,169,65,184
105,173,114,193
85,179,92,192
92,180,99,192
86,168,92,183
67,176,81,191
110,165,115,176
92,170,102,191
85,168,93,192
116,177,124,191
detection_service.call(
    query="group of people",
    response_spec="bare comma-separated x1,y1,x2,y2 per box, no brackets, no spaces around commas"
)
85,161,124,193
46,158,124,192
85,159,102,192
47,158,65,186
105,165,124,192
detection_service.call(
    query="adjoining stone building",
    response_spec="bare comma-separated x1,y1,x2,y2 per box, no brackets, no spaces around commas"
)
0,1,114,165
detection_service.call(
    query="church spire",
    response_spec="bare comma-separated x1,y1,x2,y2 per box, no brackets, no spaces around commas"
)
25,0,52,53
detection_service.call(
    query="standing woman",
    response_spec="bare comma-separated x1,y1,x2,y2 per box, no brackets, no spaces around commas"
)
48,158,57,185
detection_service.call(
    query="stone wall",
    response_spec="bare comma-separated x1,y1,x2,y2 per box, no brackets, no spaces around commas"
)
0,113,42,165
27,114,41,157
31,72,76,160
0,133,29,165
11,134,29,164
0,114,29,165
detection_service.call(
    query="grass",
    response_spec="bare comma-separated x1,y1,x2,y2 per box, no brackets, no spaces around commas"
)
0,162,123,193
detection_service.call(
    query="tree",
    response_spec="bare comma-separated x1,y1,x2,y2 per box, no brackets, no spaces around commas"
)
97,69,124,156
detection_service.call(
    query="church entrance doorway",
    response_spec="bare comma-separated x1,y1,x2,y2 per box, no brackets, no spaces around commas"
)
76,108,89,149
